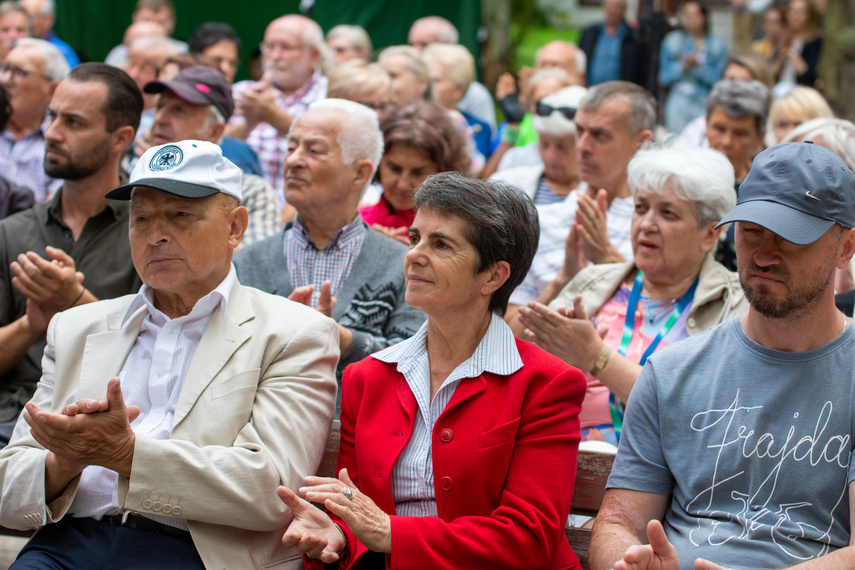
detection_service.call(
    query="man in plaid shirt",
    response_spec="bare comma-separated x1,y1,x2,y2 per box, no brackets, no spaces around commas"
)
226,15,327,205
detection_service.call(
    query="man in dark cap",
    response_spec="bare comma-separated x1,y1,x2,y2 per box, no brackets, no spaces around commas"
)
143,65,281,246
589,142,855,570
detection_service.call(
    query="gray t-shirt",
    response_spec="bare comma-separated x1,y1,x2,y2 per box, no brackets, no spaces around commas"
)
609,317,855,569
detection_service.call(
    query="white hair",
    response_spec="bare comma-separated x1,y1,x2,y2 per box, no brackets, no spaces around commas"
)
627,146,736,226
306,98,384,180
534,41,587,75
301,18,323,49
13,37,67,80
533,85,588,137
782,117,855,172
326,24,372,58
422,43,474,90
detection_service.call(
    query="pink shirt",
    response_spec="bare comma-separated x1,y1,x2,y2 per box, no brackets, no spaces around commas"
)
580,282,691,428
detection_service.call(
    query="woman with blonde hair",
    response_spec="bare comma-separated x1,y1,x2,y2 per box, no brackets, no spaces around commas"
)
765,85,833,146
326,60,391,115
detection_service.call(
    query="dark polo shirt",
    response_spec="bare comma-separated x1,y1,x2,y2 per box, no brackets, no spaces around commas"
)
0,188,142,421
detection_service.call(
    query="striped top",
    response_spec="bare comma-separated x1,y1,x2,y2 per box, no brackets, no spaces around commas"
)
373,312,523,517
68,265,236,530
532,176,569,206
284,215,367,308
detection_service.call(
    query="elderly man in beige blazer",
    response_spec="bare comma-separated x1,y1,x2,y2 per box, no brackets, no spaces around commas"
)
0,140,339,569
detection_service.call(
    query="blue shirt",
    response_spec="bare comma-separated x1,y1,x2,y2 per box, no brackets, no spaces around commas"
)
373,312,523,517
589,24,626,86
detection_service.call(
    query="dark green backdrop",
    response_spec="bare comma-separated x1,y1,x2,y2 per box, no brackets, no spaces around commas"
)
53,0,481,81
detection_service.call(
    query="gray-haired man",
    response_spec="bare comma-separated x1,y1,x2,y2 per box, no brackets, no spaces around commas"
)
234,99,425,409
590,142,855,569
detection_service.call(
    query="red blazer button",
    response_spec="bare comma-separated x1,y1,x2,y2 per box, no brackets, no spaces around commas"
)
440,476,453,491
439,428,453,442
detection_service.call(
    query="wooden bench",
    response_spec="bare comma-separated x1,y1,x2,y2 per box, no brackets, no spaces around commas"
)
317,421,615,570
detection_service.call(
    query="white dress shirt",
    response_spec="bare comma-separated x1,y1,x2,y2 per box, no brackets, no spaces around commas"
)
68,265,237,529
373,312,523,517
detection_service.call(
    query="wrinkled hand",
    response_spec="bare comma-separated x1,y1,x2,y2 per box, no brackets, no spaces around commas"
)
495,72,517,100
517,66,535,103
576,190,623,265
615,520,680,570
558,222,589,283
279,486,345,563
288,285,314,307
301,468,392,554
287,281,338,318
370,223,409,245
11,246,84,311
23,378,140,477
235,81,282,127
518,296,603,370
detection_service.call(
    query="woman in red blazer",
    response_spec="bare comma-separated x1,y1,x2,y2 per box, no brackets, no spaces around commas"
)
279,172,586,569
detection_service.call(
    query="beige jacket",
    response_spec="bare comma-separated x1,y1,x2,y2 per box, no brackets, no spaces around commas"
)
549,253,748,336
0,280,339,570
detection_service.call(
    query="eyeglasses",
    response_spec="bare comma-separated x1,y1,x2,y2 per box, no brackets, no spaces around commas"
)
0,62,53,82
260,41,306,54
535,101,577,121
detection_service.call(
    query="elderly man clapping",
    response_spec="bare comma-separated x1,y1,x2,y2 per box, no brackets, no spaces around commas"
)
0,140,338,568
235,99,426,409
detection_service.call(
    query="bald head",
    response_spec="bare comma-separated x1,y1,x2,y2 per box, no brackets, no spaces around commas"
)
408,16,458,51
123,20,168,46
262,15,322,92
536,41,585,85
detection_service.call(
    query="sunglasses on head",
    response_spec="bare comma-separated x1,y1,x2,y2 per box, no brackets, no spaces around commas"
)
535,102,577,121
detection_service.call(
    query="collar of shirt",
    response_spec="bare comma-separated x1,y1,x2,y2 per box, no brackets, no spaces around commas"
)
43,186,126,228
278,67,327,108
122,263,237,326
286,213,366,252
374,311,523,380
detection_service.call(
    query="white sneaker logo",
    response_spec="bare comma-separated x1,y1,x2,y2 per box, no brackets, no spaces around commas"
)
805,191,821,202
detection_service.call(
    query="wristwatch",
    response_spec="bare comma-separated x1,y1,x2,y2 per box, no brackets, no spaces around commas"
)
590,347,613,377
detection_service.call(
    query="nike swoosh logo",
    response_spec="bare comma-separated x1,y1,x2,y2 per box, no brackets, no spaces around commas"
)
805,191,821,202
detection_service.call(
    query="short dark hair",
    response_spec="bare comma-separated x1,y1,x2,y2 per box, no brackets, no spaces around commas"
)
579,80,657,135
380,101,469,175
188,22,242,54
413,172,539,315
67,63,143,133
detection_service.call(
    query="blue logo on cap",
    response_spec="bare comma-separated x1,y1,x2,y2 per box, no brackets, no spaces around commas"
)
149,145,183,172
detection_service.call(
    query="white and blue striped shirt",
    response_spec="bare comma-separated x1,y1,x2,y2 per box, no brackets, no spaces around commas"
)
373,312,523,517
68,265,237,529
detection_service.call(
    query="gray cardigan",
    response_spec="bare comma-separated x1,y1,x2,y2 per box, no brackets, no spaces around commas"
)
234,224,426,376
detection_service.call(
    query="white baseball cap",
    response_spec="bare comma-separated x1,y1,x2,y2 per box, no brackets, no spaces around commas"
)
106,140,243,201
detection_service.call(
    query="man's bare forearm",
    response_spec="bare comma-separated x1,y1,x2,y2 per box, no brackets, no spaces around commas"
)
0,316,40,375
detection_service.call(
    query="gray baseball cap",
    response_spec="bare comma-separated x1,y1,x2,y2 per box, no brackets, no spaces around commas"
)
716,142,855,245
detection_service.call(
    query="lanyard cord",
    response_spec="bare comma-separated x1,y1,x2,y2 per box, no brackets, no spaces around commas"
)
608,271,699,442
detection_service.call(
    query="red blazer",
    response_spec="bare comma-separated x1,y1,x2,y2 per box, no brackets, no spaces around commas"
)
312,338,585,569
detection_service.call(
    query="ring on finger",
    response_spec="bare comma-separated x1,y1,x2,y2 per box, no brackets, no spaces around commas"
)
342,487,354,501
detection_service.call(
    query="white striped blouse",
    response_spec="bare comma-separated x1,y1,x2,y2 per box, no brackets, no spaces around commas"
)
373,312,523,517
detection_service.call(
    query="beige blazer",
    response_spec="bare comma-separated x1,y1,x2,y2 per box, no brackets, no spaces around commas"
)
0,280,340,570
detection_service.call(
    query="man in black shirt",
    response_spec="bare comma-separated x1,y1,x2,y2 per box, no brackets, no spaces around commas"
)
0,63,143,444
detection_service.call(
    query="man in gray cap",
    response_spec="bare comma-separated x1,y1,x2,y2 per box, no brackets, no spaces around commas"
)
0,139,338,569
589,142,855,570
